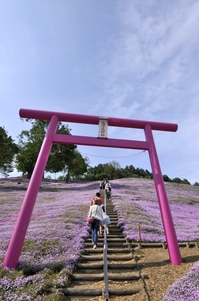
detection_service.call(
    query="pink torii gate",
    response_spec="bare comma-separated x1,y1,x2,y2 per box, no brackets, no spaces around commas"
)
3,108,182,268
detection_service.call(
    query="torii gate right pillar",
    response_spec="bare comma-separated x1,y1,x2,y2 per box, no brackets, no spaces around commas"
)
145,124,182,265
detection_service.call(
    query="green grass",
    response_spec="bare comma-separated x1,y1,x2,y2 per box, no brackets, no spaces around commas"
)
22,239,61,256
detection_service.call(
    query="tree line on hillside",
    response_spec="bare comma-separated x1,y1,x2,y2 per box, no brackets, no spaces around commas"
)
0,121,198,186
80,163,194,185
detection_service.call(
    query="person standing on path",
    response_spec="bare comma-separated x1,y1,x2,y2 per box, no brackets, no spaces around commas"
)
90,192,103,234
105,181,111,200
100,179,105,190
88,198,104,249
90,192,103,206
100,204,109,235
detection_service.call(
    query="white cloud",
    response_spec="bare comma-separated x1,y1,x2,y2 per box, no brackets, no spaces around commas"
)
99,1,199,114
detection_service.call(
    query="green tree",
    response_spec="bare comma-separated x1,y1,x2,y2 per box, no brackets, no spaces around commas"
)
193,182,199,186
122,165,136,177
46,123,76,177
94,164,106,180
145,169,152,179
171,177,190,185
181,178,190,185
163,174,171,182
15,120,76,178
104,163,115,180
104,161,121,179
135,167,146,178
0,126,19,176
66,151,90,181
84,166,97,181
15,120,46,178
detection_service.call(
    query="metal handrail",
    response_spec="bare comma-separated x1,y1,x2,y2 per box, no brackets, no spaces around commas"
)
103,192,109,300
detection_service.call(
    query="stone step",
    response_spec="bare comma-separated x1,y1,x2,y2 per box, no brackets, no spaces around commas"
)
84,248,131,254
59,285,143,297
81,254,133,261
98,234,125,238
106,213,117,216
71,271,148,281
76,262,137,269
85,241,128,247
86,237,127,242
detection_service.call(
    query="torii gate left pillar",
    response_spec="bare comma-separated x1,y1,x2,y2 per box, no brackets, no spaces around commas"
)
3,108,182,269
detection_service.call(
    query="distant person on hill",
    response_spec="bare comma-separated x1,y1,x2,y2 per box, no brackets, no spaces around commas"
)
105,182,111,200
88,198,104,249
90,192,103,206
100,179,105,190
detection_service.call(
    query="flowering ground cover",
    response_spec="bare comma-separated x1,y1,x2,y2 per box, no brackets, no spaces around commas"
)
162,261,199,301
0,177,199,300
111,178,199,242
0,179,96,300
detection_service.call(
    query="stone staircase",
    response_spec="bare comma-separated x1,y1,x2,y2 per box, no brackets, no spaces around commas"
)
59,199,148,300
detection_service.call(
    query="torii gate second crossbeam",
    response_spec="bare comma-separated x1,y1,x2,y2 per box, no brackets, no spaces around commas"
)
3,108,182,268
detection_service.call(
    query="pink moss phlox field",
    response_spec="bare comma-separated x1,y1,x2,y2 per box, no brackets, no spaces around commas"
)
111,178,199,243
0,181,97,267
0,178,199,300
162,261,199,301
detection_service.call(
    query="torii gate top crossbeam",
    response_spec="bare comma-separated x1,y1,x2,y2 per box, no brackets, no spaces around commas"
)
19,108,178,132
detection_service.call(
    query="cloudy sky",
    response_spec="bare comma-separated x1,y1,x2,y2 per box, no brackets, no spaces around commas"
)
1,0,198,184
